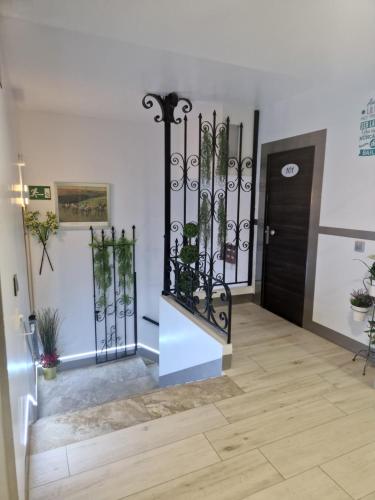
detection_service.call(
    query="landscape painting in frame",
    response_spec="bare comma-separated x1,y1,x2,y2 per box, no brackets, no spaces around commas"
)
55,182,110,228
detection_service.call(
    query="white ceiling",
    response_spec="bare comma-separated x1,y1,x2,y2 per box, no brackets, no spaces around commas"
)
0,0,374,120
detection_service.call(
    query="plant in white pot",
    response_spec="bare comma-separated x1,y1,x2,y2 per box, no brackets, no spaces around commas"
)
37,308,60,380
355,256,375,297
350,289,373,321
367,255,375,296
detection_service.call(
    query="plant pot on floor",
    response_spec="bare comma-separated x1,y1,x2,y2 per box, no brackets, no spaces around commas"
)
43,367,57,380
351,305,370,322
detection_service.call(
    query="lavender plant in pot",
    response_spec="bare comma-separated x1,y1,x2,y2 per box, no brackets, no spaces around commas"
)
350,289,373,322
37,308,60,380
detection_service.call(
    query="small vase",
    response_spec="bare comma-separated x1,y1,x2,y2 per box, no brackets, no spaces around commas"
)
351,305,369,322
43,367,57,380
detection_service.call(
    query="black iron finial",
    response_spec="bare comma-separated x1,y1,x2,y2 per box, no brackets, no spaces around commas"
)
142,92,192,124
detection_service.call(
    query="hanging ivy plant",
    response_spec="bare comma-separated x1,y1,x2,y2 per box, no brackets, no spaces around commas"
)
199,194,211,246
201,128,212,184
91,237,112,309
24,210,59,275
216,127,228,182
90,235,134,309
217,196,226,249
116,235,133,306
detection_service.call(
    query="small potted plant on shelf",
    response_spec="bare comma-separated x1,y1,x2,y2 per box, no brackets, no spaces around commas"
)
37,308,60,380
355,256,375,297
350,289,373,321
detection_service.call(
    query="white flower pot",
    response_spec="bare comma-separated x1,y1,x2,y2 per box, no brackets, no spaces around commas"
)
351,305,369,322
368,283,375,297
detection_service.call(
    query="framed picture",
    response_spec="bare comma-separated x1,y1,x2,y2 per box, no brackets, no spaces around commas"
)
55,182,110,228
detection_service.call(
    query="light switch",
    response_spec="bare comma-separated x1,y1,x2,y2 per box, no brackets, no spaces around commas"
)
354,240,365,253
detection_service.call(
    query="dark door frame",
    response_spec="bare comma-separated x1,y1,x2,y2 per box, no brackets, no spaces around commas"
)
255,129,327,328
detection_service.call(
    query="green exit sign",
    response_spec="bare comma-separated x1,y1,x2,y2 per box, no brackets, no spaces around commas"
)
29,186,51,200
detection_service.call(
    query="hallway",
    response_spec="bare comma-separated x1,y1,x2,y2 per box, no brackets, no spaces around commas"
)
29,303,375,499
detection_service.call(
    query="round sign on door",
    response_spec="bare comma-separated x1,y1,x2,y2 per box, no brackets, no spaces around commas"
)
281,164,299,177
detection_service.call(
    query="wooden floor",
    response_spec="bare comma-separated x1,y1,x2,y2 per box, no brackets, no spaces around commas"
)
29,303,375,500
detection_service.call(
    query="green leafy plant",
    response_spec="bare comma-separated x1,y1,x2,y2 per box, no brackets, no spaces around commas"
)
217,196,226,249
216,127,228,182
183,222,199,239
355,257,375,283
92,237,112,308
201,128,212,184
90,235,134,309
24,210,59,274
180,245,199,264
116,235,133,306
199,194,211,246
178,270,199,296
177,223,200,297
350,289,373,308
37,308,60,368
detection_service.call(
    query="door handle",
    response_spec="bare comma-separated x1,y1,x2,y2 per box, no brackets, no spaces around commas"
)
265,226,276,245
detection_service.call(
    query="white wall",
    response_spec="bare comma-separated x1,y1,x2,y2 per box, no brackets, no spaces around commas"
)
159,296,226,382
0,70,34,498
260,83,375,345
19,110,163,357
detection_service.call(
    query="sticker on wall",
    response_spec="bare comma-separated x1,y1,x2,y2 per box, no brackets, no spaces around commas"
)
29,185,51,200
359,98,375,156
281,164,299,177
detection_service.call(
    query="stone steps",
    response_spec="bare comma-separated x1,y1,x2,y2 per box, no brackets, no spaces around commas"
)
38,356,159,418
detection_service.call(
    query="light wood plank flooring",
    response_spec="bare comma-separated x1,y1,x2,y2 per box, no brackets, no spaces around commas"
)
29,303,375,499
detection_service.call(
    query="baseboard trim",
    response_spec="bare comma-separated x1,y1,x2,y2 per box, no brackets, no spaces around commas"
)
233,293,254,304
159,359,222,387
58,344,159,371
307,320,367,354
137,346,159,363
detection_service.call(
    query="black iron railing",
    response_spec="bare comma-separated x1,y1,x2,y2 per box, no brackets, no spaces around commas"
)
169,256,232,344
90,226,137,364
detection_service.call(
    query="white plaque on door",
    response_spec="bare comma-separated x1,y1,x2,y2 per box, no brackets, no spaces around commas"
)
281,164,299,177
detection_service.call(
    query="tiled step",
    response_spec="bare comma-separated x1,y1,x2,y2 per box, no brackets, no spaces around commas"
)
30,375,242,454
38,356,158,418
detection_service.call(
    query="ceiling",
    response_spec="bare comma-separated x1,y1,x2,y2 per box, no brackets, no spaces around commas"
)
0,0,374,121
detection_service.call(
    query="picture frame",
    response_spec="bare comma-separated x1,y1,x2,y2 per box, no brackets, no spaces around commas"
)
55,182,110,228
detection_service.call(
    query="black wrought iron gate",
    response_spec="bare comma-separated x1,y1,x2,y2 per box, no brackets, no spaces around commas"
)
90,226,137,364
142,93,259,294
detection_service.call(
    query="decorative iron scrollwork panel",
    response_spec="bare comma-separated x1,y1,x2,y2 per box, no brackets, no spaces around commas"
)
90,226,137,364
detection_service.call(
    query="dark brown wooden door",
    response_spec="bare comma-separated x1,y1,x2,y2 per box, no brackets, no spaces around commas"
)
262,146,315,326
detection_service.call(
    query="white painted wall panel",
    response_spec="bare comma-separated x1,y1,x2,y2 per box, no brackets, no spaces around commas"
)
314,234,375,345
159,297,223,377
0,78,34,499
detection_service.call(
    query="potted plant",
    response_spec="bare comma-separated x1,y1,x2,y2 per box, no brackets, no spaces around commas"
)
355,256,375,297
350,289,373,321
37,308,60,380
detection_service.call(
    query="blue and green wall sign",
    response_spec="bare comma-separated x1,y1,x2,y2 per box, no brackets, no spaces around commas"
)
359,98,375,156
